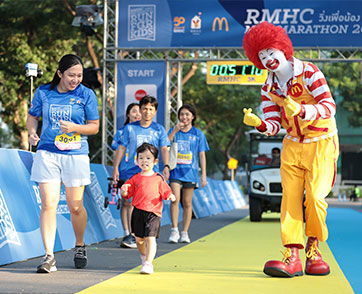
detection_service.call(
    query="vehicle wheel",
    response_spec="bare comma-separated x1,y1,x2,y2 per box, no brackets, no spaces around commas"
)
249,196,262,222
117,198,121,210
104,197,109,208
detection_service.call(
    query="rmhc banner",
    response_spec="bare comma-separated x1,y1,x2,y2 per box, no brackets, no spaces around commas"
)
118,0,362,48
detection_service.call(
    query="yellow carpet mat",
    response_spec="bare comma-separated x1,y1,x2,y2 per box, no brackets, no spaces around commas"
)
79,213,353,294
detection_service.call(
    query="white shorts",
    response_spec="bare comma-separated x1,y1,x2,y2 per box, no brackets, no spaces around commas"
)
30,150,91,187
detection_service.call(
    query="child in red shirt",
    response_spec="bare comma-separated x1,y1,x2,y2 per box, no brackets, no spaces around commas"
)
121,142,176,274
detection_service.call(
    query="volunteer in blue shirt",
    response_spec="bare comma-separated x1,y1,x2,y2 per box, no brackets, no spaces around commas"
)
111,103,140,248
167,104,209,244
112,95,170,186
27,54,99,274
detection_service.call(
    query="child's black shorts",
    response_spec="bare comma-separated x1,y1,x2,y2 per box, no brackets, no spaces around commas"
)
131,207,161,238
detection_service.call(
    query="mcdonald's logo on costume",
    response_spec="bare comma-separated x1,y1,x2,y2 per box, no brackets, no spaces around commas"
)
212,17,229,32
288,83,303,98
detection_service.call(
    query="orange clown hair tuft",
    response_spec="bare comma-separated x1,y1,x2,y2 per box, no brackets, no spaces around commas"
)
242,22,294,70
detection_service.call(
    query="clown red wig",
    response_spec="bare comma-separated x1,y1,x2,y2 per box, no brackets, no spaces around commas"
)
242,22,294,69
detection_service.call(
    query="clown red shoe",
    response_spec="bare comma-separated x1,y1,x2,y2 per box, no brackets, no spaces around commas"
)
305,237,330,275
263,247,303,278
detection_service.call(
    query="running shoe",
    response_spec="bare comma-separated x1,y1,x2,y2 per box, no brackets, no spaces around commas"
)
180,231,191,243
168,228,180,243
140,262,154,274
36,254,57,273
121,234,137,248
74,245,88,269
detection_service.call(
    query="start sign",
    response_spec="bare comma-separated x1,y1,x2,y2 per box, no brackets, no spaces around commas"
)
206,61,268,85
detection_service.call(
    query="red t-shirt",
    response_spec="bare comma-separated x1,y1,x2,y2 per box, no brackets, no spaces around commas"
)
123,173,172,216
254,155,271,165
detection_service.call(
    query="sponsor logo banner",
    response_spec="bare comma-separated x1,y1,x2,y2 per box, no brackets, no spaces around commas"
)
118,0,362,48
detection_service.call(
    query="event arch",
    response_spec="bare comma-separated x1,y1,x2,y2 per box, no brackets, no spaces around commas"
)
101,0,362,165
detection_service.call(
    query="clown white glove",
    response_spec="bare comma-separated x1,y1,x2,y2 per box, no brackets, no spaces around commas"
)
243,108,262,127
284,96,302,117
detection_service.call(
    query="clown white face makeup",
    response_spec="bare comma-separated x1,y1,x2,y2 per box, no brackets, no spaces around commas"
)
258,48,288,72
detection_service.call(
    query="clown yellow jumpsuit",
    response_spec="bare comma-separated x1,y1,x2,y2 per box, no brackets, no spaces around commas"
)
260,58,339,249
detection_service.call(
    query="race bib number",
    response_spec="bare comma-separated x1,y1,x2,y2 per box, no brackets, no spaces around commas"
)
54,133,81,150
177,153,192,165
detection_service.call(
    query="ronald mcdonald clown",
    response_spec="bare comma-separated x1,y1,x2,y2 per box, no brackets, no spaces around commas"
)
242,22,339,278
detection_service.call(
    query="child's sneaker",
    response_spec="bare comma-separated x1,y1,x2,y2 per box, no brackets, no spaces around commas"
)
74,245,88,269
168,228,180,243
180,231,190,243
36,254,57,273
140,262,154,274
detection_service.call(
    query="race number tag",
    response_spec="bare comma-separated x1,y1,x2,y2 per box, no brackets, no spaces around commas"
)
177,153,192,165
54,133,81,150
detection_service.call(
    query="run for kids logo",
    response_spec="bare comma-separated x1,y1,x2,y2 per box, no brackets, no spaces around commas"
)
128,5,156,42
49,104,72,129
0,188,21,249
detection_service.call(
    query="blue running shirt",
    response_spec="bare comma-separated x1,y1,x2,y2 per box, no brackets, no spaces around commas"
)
120,121,170,179
168,126,209,183
111,126,128,180
28,84,99,155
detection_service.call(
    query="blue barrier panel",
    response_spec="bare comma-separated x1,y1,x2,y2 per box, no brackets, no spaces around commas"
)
84,173,117,243
0,148,246,265
198,179,222,216
85,165,123,241
221,181,245,209
214,180,235,211
0,149,43,265
0,149,126,266
162,201,184,225
208,180,230,212
192,188,212,219
161,200,171,226
178,203,184,223
229,181,247,207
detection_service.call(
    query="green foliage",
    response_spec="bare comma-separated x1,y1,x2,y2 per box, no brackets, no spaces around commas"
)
320,55,362,127
0,0,99,148
182,64,260,176
0,124,13,147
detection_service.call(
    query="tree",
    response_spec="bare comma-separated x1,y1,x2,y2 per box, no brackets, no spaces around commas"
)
0,0,103,152
182,64,261,179
322,60,362,127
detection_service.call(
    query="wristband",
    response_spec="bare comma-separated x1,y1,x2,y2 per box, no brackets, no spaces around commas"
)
164,165,170,170
256,121,267,132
